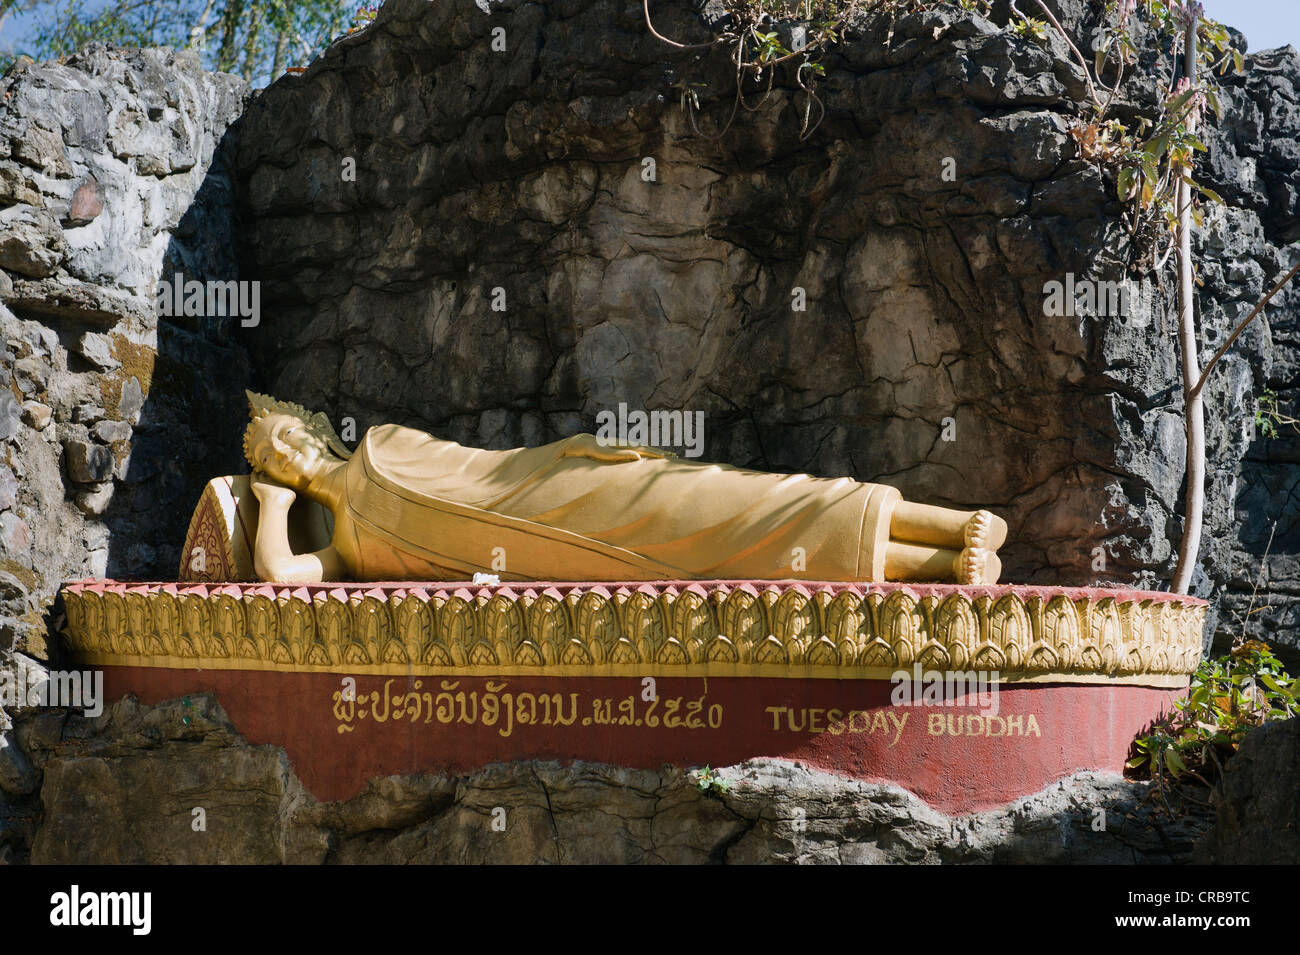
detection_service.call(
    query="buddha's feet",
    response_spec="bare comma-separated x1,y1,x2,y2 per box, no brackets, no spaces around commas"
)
955,510,1006,585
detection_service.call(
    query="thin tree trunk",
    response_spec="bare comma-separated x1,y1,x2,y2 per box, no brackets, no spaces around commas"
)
1191,256,1300,401
270,30,287,77
1172,22,1203,595
216,0,243,73
241,4,261,82
188,0,218,47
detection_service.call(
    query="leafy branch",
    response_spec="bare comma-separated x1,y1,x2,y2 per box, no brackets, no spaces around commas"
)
1019,0,1241,270
1,0,362,85
1255,388,1300,440
1128,641,1297,799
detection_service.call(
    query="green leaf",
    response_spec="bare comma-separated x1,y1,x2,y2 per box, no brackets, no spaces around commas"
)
1144,131,1171,159
1259,672,1287,694
1165,748,1187,776
1207,89,1224,122
1117,166,1137,200
1166,88,1197,117
1125,755,1148,769
1232,49,1244,72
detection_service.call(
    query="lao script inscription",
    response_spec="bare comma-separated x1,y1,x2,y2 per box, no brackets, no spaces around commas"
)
332,677,723,737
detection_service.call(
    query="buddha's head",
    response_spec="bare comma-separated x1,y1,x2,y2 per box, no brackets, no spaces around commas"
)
243,392,352,491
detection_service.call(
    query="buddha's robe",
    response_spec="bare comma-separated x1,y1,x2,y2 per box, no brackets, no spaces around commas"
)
318,424,900,582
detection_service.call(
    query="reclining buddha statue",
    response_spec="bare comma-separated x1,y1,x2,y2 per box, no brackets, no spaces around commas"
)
232,391,1007,586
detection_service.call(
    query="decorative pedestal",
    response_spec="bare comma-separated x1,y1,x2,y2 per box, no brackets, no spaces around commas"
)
60,579,1205,814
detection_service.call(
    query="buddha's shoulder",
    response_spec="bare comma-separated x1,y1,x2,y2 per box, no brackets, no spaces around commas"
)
360,421,463,447
356,423,485,468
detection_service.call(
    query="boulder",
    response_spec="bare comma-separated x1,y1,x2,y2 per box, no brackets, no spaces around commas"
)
1198,718,1300,864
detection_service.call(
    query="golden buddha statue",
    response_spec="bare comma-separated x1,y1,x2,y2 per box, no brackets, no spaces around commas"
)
238,392,1007,586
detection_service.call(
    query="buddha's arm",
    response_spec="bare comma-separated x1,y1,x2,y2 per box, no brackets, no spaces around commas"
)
558,433,676,463
250,478,347,583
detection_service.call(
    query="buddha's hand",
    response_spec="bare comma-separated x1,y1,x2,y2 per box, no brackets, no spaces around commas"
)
251,474,297,510
563,434,671,463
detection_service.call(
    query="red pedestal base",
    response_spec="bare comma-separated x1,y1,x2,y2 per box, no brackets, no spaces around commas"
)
101,667,1181,815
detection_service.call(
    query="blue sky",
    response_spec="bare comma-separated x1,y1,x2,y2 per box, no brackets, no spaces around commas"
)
1199,0,1299,52
1,0,1297,60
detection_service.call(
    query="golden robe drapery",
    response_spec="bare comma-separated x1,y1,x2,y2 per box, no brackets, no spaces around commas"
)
319,424,900,582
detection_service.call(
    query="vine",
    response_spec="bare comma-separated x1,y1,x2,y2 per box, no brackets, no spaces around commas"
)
649,0,993,141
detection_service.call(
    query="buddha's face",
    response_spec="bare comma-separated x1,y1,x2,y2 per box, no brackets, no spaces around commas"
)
249,413,337,491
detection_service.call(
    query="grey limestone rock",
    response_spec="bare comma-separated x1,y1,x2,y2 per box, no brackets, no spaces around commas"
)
1197,718,1300,864
0,207,64,278
0,43,252,670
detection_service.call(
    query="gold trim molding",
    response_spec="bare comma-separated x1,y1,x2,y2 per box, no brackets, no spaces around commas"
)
60,580,1205,687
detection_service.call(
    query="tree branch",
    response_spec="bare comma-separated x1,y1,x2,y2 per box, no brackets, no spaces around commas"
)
187,0,218,47
1034,0,1100,109
643,0,723,50
1189,255,1300,401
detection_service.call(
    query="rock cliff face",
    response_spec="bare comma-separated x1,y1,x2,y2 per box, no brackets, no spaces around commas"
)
1203,45,1300,655
231,0,1299,660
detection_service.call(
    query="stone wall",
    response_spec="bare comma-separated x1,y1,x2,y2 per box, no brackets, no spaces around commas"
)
0,46,249,622
0,46,250,840
231,0,1299,662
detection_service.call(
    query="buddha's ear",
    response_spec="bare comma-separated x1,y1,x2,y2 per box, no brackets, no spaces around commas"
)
309,411,354,460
